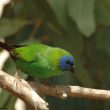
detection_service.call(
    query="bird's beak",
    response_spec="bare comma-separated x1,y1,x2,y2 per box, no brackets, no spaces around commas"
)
70,65,75,73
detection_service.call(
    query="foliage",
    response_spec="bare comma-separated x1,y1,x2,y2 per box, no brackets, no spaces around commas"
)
1,0,110,110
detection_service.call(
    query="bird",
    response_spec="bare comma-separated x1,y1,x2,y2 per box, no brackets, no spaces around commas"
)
0,41,75,78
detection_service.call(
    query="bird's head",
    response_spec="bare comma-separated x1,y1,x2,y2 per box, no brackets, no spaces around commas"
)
59,56,75,73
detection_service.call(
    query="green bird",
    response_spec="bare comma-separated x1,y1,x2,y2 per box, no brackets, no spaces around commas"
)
0,42,75,78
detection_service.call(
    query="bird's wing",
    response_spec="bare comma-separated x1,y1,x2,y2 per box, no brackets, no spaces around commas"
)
10,44,49,62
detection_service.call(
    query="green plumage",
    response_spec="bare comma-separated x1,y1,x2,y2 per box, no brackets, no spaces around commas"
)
10,43,73,78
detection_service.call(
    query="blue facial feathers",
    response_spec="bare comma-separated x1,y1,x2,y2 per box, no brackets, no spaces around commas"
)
60,56,74,70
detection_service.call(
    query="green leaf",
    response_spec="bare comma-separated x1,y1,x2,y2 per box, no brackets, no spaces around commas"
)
0,19,30,38
48,0,68,29
68,0,96,37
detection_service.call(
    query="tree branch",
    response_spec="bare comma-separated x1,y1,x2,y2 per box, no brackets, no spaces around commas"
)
0,70,48,110
0,0,12,18
1,70,110,110
29,81,110,100
0,50,9,69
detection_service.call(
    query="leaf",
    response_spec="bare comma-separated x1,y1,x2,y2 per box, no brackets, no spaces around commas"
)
48,0,84,55
68,0,96,37
0,19,30,38
48,0,68,29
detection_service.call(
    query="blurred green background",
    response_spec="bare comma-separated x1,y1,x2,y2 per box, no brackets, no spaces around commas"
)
1,0,110,110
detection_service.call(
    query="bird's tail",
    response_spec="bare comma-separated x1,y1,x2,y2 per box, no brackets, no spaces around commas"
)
0,41,12,51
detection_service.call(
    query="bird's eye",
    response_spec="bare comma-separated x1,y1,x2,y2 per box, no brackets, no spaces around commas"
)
66,60,74,66
66,60,70,64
